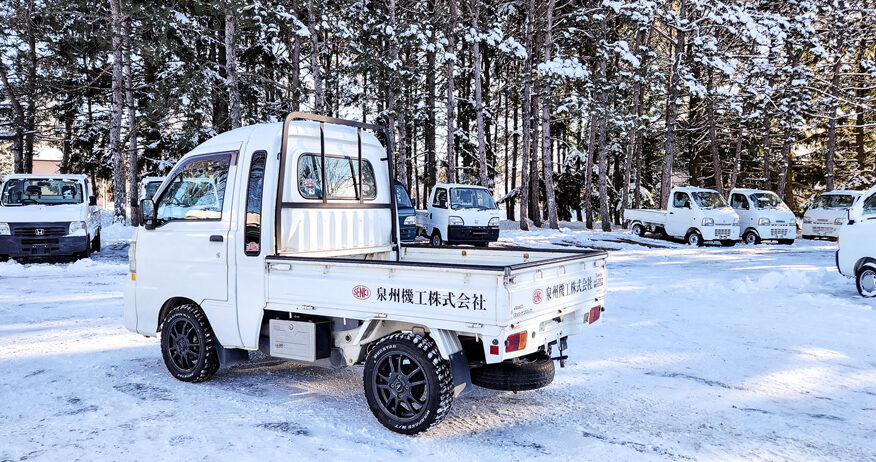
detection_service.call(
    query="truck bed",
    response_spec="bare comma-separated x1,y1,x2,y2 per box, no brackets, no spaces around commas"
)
624,208,669,225
264,246,607,337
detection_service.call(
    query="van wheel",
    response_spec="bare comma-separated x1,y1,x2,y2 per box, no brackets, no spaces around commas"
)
631,223,645,237
856,265,876,298
471,353,555,391
743,231,761,245
91,230,101,253
363,332,454,434
160,304,220,382
686,231,704,246
430,231,443,247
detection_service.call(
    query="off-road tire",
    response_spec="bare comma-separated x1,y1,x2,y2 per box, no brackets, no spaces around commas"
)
856,264,876,298
631,223,645,237
160,304,220,383
720,240,736,247
778,239,794,245
430,231,443,247
686,230,704,247
743,230,761,245
363,332,454,435
470,353,555,391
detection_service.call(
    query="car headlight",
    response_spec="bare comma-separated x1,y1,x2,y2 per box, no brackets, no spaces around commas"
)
803,216,812,224
0,222,10,235
702,218,714,226
835,218,845,225
758,218,771,226
733,218,739,226
403,215,416,226
488,217,499,227
448,216,464,226
69,221,87,235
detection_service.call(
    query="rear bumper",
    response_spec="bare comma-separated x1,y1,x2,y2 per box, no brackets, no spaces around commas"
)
447,225,500,243
0,234,88,257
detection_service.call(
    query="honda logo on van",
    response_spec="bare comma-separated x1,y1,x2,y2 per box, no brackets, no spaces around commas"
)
352,285,371,300
35,228,45,236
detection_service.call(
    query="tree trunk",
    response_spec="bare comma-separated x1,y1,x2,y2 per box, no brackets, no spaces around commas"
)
23,0,37,174
529,92,542,227
291,0,301,112
307,0,323,113
584,112,597,228
425,0,437,198
225,11,241,129
729,120,744,188
621,27,644,227
660,0,687,208
706,69,724,196
825,45,842,191
509,93,519,221
124,18,140,226
109,0,127,223
470,3,488,187
0,61,27,173
596,15,611,232
541,0,559,229
445,0,458,183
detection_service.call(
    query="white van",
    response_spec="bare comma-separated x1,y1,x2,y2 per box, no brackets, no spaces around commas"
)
125,113,608,434
802,190,863,239
836,185,876,297
728,188,796,245
0,174,101,259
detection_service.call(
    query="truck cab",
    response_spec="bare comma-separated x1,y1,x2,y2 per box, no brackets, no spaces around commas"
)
728,188,796,245
393,181,416,242
417,183,501,247
802,190,863,240
0,174,101,259
836,185,876,297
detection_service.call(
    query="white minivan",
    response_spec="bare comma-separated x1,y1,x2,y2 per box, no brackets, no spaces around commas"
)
802,190,863,239
728,188,796,245
836,185,876,297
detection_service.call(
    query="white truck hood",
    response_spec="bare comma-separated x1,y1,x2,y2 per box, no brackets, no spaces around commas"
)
0,204,86,223
702,207,738,225
804,206,849,224
450,207,502,227
755,208,796,224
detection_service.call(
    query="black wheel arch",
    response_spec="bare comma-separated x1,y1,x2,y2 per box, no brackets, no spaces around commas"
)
157,297,200,332
855,257,876,275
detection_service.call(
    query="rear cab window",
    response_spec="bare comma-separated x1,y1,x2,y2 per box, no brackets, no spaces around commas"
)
297,154,376,200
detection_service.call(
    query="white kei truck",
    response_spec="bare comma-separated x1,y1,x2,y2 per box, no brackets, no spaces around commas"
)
125,113,608,434
0,174,101,260
624,186,740,246
416,183,502,247
727,188,797,245
802,190,864,240
836,185,876,297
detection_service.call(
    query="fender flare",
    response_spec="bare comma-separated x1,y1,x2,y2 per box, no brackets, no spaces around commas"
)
855,257,876,275
743,227,760,238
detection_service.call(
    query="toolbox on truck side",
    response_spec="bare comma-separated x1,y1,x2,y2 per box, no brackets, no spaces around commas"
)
125,113,608,434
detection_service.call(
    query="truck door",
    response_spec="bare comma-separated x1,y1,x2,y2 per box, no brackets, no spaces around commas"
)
135,151,235,332
430,187,449,239
667,191,693,236
730,193,752,227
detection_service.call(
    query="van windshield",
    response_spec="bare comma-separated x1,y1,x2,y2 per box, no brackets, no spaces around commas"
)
691,191,727,209
813,194,855,208
1,178,83,206
750,192,789,211
450,188,496,210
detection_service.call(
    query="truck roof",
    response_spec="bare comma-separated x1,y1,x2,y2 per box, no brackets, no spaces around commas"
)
817,190,865,196
433,183,490,190
1,173,88,182
729,188,777,195
673,186,719,193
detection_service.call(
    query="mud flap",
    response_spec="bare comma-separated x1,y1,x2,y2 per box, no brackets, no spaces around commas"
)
216,344,249,368
449,350,472,397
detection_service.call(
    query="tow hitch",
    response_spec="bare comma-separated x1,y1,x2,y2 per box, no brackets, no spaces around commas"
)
551,337,568,368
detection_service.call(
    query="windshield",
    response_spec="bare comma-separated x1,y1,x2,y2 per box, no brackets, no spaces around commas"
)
450,187,496,210
813,194,856,209
144,181,162,199
1,178,84,206
394,183,413,209
750,192,789,211
691,191,727,209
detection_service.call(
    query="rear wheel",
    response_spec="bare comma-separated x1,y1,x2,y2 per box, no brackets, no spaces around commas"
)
430,231,443,247
856,265,876,298
686,230,704,247
631,223,645,237
160,304,220,382
743,230,761,245
363,333,454,434
470,353,555,391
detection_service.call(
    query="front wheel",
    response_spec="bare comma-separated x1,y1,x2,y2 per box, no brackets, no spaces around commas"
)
160,304,220,382
856,265,876,298
743,231,761,245
686,231,704,246
631,223,645,237
363,333,454,434
430,231,443,247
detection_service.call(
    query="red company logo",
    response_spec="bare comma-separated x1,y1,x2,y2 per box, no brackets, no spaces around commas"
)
532,289,543,304
352,285,371,300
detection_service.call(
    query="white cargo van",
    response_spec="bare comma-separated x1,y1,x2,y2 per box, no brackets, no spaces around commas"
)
624,186,740,246
728,188,796,245
836,185,876,297
802,190,863,239
416,183,501,247
125,113,608,434
0,174,101,259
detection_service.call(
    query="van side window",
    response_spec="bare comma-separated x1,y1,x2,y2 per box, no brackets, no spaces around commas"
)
863,194,876,217
156,153,231,222
297,154,376,200
673,192,690,208
432,188,447,208
730,194,748,209
245,151,266,256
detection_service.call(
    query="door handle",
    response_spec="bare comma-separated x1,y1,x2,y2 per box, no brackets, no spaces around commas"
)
209,235,223,242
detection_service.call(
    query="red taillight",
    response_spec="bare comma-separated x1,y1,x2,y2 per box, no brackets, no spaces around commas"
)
489,345,499,355
505,331,528,353
589,305,602,324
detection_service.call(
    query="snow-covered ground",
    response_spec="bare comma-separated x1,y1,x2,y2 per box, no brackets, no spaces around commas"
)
1,220,874,461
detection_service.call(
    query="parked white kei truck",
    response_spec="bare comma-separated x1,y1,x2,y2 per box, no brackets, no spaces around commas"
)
0,174,101,260
836,185,876,297
124,113,608,434
624,186,740,246
802,190,864,240
416,183,502,247
728,188,796,245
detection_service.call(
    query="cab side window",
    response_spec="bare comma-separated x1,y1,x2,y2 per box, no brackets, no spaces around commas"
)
863,194,876,217
244,151,267,256
673,192,691,208
730,194,749,209
432,188,448,208
156,153,231,222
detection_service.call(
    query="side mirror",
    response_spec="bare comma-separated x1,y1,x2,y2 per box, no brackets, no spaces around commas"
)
89,195,97,206
141,199,156,230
